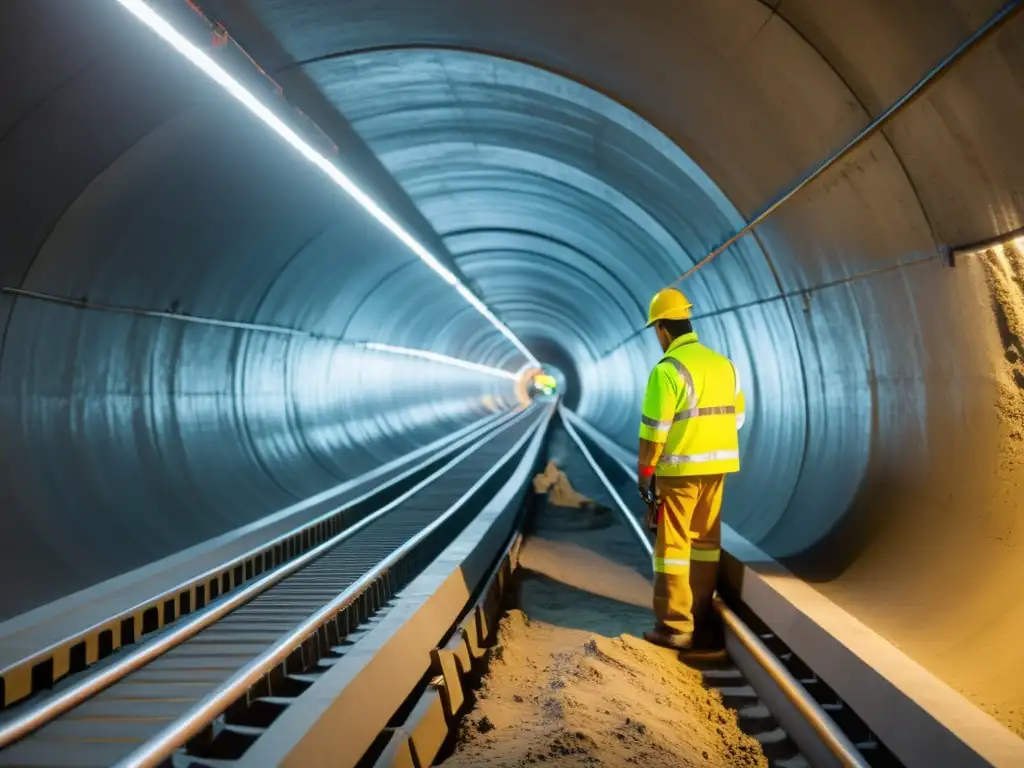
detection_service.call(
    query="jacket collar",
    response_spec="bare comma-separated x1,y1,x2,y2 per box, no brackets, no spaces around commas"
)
666,332,699,355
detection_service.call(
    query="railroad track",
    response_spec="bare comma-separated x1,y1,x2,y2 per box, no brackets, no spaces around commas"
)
3,404,1010,768
559,406,892,768
0,405,550,768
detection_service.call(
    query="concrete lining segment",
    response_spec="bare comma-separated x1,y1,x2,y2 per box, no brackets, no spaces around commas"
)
235,406,552,767
722,527,1024,768
0,412,504,688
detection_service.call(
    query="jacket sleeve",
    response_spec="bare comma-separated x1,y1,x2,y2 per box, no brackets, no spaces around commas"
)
639,363,678,444
734,364,747,430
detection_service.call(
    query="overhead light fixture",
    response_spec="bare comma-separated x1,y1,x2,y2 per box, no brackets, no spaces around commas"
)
360,342,518,380
114,0,538,368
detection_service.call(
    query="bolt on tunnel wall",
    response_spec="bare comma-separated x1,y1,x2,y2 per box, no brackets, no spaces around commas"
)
2,0,1024,739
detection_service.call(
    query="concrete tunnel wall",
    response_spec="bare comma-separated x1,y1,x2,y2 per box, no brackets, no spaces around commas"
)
1,0,1023,726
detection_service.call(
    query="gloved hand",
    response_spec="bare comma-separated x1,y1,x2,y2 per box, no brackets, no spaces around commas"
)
645,500,660,531
638,471,656,505
639,469,658,531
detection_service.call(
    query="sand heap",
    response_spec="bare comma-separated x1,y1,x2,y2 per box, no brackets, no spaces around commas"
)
533,461,596,510
971,244,1024,736
982,242,1024,446
445,608,766,767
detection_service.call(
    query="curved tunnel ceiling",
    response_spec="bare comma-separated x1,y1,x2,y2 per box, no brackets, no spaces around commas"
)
286,32,872,546
2,0,1024,730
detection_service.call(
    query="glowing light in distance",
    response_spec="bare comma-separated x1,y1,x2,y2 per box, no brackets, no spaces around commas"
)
114,0,538,367
533,373,557,394
361,342,518,380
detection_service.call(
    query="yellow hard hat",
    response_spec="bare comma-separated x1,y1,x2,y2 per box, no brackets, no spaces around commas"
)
646,288,693,327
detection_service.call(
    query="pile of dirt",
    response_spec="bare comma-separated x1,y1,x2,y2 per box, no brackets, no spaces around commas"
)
444,450,766,766
446,607,764,767
444,577,766,767
533,460,598,512
982,242,1024,446
970,243,1024,735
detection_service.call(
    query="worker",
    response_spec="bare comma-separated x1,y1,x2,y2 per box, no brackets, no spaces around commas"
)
637,288,746,650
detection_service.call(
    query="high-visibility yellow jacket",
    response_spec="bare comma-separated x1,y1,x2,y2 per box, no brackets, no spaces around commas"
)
639,332,746,477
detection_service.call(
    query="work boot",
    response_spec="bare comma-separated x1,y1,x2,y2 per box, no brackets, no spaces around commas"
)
691,623,725,652
643,628,693,650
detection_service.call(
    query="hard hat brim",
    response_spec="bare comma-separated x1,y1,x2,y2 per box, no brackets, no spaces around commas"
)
646,288,693,328
645,310,692,328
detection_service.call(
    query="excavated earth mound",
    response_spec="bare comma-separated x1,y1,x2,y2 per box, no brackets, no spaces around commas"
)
443,503,767,767
444,607,766,767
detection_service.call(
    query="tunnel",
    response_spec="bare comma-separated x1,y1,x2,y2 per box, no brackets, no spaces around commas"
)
2,0,1023,739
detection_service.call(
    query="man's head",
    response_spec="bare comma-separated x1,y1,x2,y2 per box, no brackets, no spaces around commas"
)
653,318,694,351
646,288,693,351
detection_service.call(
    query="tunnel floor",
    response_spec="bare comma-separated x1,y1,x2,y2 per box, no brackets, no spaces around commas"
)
441,431,768,767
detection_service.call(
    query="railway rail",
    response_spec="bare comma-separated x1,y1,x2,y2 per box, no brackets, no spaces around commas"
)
348,411,887,768
0,409,513,713
558,408,878,768
2,404,1020,767
560,407,1024,768
0,404,550,767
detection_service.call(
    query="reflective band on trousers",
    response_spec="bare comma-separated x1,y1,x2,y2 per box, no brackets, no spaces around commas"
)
660,449,740,464
691,548,721,562
641,414,673,431
653,557,690,574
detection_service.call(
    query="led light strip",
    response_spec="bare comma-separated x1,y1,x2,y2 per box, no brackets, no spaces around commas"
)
115,0,538,367
360,342,518,380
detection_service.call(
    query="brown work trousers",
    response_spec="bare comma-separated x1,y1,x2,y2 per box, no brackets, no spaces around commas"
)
652,474,724,638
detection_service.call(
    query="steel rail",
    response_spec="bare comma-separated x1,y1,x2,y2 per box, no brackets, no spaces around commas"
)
601,0,1024,357
712,596,870,768
558,405,651,555
249,406,554,768
558,406,868,768
113,405,553,768
0,406,537,750
0,408,516,696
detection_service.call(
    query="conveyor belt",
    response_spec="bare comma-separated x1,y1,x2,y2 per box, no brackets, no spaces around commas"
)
0,408,544,768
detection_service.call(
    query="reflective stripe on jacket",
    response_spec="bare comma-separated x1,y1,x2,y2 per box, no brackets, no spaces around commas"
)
639,332,745,477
